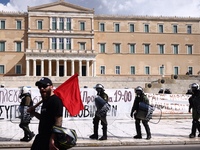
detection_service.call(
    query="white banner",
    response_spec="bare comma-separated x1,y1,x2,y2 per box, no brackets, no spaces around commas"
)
0,88,191,121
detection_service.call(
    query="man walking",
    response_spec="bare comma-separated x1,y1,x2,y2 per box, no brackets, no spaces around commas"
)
29,77,63,150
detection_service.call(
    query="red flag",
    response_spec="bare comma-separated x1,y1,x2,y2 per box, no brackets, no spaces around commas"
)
54,73,84,116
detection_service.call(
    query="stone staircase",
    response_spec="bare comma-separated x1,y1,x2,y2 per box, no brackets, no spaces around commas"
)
0,75,200,94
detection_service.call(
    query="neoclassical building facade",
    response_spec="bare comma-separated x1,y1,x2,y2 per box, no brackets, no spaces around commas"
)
0,0,200,78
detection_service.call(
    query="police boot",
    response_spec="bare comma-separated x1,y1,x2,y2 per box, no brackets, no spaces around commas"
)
89,125,98,140
27,132,35,142
143,121,151,140
189,120,197,138
134,120,142,139
197,121,200,137
20,133,29,142
99,127,107,140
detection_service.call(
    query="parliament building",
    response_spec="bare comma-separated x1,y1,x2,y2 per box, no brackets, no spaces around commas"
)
0,0,200,80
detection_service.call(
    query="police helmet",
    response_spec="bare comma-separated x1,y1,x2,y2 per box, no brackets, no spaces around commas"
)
135,86,144,93
53,126,77,150
190,83,199,92
19,86,29,95
94,84,104,90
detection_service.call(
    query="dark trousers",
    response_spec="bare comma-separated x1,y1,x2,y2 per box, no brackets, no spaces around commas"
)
191,119,200,135
93,115,107,136
134,115,151,137
31,134,50,150
19,122,32,138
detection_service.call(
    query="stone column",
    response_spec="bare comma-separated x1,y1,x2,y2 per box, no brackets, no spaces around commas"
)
56,60,59,77
26,59,30,76
56,38,59,50
56,17,59,30
48,60,52,76
41,59,44,76
92,60,96,77
79,60,82,76
71,60,74,76
33,59,36,77
86,60,89,77
64,17,66,30
64,60,67,76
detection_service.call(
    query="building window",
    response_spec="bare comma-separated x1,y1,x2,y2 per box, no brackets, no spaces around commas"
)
37,20,43,30
37,42,43,49
0,20,5,29
79,42,86,50
16,42,22,52
16,20,21,30
115,23,120,32
130,24,134,32
0,42,5,52
130,66,135,75
52,38,57,49
145,66,150,75
0,65,5,74
187,45,192,54
100,66,105,74
158,24,163,33
59,38,64,49
66,38,71,50
173,45,179,54
173,25,178,33
188,67,193,75
99,43,105,53
144,24,149,33
159,65,164,75
144,44,150,54
158,44,164,54
187,25,192,34
115,66,120,74
66,18,71,31
52,17,57,30
174,66,179,75
114,44,120,53
99,23,105,32
130,44,135,53
59,18,64,30
80,22,85,31
15,65,22,74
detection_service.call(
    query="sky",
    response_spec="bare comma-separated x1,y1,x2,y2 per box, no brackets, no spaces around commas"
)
0,0,200,17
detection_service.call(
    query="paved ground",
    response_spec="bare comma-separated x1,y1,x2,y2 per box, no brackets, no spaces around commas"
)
0,114,200,148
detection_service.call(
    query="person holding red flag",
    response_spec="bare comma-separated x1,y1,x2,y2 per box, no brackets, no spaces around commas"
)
29,77,63,150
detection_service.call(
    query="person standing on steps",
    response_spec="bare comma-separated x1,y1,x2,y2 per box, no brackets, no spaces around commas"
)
18,86,35,142
188,83,200,138
130,86,151,140
89,84,109,141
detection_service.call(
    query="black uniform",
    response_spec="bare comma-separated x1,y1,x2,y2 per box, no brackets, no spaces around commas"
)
19,93,34,142
90,91,109,140
31,95,63,150
188,90,200,138
130,93,151,140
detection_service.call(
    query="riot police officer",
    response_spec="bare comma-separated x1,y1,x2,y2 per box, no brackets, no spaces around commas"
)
19,86,35,142
188,83,200,138
89,84,109,140
130,86,151,140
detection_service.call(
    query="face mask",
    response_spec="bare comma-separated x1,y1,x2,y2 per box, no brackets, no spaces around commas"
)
96,88,102,93
136,90,142,96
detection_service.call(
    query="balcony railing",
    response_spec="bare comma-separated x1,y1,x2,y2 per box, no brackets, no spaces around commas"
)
25,49,96,54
